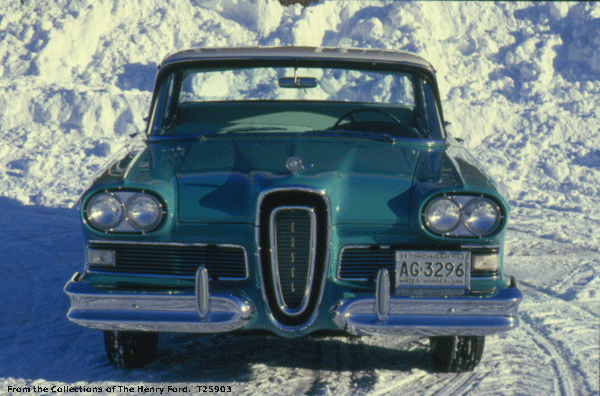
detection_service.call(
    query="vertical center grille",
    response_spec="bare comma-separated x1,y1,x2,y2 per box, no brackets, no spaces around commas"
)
259,189,329,328
271,207,315,314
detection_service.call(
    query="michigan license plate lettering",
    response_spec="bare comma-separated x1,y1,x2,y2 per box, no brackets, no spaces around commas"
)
395,251,470,289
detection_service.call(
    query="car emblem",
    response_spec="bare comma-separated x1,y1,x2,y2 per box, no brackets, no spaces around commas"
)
286,156,303,173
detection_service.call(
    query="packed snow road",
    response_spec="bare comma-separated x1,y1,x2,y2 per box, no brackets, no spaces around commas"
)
0,198,597,395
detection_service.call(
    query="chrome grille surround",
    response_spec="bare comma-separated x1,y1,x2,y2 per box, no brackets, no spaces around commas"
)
257,187,330,330
86,240,249,280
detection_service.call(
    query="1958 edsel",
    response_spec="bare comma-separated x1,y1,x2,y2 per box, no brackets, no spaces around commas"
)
64,46,521,372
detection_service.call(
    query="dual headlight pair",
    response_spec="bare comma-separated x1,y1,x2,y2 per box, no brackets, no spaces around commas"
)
422,195,503,237
84,191,165,233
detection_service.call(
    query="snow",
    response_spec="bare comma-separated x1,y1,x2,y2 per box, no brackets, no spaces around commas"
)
0,0,598,394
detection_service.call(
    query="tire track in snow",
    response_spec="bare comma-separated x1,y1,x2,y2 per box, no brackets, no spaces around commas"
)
519,315,575,396
375,372,479,395
518,285,598,395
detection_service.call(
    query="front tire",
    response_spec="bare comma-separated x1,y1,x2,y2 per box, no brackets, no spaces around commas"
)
103,330,159,369
429,336,485,373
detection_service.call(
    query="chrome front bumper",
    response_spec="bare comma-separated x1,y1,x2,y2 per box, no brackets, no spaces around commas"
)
64,270,256,333
65,269,521,337
332,270,522,337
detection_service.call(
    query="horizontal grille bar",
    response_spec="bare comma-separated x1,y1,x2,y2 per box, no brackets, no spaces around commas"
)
88,242,248,280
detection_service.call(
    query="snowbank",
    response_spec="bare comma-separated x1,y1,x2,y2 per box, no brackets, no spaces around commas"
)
2,1,600,212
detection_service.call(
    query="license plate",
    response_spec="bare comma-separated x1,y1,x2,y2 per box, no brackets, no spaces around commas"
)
395,251,470,289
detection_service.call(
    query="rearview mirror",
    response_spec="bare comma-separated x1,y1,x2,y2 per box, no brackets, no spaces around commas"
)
279,77,318,88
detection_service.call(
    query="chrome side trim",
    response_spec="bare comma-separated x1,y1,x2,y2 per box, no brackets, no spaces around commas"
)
332,277,522,337
270,206,317,316
64,272,256,333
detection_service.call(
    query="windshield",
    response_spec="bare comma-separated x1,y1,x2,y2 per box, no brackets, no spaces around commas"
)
179,67,415,104
149,66,443,140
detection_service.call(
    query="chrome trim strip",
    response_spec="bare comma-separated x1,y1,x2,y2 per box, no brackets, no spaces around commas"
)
270,206,316,316
87,240,250,280
332,278,522,337
64,272,256,333
255,187,331,332
90,240,245,249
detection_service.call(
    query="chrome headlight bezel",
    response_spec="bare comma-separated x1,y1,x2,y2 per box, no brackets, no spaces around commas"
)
422,194,504,238
83,190,166,233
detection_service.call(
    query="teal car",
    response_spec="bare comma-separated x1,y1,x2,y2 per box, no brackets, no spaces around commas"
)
64,47,521,372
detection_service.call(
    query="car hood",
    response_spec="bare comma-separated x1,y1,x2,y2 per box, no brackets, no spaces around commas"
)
175,136,422,225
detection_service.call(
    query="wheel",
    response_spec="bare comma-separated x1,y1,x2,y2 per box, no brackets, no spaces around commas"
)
332,108,403,129
103,330,159,369
330,108,421,138
429,336,485,373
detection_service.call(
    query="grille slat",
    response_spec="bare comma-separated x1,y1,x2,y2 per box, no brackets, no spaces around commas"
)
88,242,248,280
339,248,395,281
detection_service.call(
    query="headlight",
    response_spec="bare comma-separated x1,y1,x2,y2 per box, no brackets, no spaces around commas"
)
84,191,165,232
423,197,461,233
422,195,503,237
126,194,163,231
86,193,124,229
463,198,499,234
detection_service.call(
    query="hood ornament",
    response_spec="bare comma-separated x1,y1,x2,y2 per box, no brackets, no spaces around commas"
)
286,156,303,173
